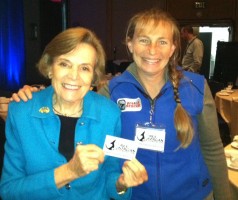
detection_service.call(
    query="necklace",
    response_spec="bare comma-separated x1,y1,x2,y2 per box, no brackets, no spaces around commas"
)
53,106,83,117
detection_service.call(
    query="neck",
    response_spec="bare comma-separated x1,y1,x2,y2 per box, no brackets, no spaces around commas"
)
137,69,165,99
188,35,196,42
53,94,83,117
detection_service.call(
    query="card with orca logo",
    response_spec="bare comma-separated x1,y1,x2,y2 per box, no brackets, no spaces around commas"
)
103,135,138,160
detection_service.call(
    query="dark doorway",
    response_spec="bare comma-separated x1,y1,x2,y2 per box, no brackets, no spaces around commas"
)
199,32,212,80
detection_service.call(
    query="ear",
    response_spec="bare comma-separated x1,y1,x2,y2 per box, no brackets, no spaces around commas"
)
48,71,53,79
169,44,176,57
47,66,53,79
127,41,133,53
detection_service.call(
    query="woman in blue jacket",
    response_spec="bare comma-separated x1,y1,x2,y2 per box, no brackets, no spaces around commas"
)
99,9,230,200
0,27,147,199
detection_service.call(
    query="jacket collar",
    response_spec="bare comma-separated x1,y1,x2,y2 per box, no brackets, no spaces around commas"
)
30,86,100,122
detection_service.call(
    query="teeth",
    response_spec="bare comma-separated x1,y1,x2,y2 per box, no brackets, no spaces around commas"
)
144,59,160,64
62,83,79,89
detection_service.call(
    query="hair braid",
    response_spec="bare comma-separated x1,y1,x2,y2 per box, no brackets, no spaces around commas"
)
169,66,194,148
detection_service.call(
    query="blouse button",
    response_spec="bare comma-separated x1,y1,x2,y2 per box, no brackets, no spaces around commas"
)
65,183,71,190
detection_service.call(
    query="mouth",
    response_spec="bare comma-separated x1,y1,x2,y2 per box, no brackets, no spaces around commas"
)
143,58,162,64
62,83,80,90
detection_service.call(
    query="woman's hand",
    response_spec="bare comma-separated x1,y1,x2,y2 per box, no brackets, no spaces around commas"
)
116,159,148,192
54,144,104,189
68,144,104,178
0,97,10,121
12,84,45,102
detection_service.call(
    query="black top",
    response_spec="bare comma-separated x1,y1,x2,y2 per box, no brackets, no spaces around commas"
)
58,115,78,161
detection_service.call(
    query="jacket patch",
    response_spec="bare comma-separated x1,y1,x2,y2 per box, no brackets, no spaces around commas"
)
117,98,142,112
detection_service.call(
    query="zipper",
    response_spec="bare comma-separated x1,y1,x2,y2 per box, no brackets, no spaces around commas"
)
149,99,155,125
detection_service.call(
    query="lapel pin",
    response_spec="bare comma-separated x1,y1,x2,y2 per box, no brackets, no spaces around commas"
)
39,107,50,114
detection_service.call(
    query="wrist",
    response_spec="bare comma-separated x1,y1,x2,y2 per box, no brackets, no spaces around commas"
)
116,181,128,195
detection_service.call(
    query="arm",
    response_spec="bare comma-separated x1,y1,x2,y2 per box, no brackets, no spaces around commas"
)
198,81,231,200
0,97,10,121
192,39,204,72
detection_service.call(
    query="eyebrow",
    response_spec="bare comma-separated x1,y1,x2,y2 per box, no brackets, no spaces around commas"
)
137,35,169,40
56,58,94,67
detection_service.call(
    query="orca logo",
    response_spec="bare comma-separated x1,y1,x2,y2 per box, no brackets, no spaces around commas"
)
106,140,116,150
137,131,145,141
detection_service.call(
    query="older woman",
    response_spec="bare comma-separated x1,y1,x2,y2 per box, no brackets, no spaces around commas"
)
0,27,147,200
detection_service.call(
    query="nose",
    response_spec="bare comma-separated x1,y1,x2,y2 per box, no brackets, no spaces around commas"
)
68,67,79,80
148,43,158,55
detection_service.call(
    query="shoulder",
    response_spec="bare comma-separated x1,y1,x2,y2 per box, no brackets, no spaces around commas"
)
194,38,203,45
9,86,53,114
182,71,205,92
86,91,120,114
97,83,110,98
183,70,205,81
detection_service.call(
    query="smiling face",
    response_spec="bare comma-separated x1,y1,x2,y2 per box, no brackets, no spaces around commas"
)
49,43,96,105
127,21,176,76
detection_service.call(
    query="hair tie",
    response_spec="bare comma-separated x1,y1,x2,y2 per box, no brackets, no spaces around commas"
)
175,98,181,104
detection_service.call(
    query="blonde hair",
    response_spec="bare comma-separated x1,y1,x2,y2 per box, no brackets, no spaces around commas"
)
37,27,105,85
126,8,194,148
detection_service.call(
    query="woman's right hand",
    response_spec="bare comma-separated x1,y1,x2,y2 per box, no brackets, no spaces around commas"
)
54,144,104,189
12,84,45,102
68,144,104,178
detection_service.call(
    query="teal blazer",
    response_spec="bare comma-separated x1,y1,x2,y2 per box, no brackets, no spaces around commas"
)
0,86,131,200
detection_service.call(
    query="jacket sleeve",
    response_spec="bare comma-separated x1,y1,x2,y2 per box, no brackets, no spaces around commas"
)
197,81,231,200
192,39,203,72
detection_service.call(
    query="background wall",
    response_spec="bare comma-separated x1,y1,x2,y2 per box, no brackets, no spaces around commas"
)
22,0,238,85
23,0,62,86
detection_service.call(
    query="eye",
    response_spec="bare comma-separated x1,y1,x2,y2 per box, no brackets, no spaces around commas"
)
138,37,150,45
58,61,71,68
80,64,91,72
159,40,168,45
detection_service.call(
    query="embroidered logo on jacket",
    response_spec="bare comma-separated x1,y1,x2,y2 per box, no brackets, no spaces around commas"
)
117,98,142,112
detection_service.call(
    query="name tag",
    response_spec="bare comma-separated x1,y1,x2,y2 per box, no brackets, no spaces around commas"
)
135,125,166,152
103,135,138,160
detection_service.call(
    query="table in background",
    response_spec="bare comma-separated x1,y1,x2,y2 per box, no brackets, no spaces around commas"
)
215,90,238,139
224,144,238,200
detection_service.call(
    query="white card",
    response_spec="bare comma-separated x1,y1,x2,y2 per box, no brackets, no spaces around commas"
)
135,126,166,152
103,135,138,160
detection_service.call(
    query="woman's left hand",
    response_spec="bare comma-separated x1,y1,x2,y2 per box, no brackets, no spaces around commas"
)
0,97,10,121
116,158,148,191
